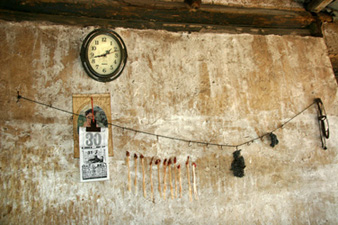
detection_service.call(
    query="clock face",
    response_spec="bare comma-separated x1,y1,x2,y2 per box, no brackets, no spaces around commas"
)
87,34,122,75
81,29,127,82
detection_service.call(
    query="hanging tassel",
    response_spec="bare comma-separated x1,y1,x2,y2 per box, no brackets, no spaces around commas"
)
269,132,279,148
230,150,246,178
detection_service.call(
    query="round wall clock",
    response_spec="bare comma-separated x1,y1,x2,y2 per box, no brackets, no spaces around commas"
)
80,29,128,82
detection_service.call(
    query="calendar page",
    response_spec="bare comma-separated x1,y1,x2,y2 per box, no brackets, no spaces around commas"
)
79,127,109,182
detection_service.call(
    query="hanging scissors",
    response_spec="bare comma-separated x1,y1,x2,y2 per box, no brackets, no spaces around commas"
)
315,98,329,150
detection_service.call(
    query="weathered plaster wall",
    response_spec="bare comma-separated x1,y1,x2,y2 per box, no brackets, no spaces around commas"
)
0,20,338,224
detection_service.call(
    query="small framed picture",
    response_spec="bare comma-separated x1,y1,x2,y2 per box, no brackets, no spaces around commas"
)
73,93,113,158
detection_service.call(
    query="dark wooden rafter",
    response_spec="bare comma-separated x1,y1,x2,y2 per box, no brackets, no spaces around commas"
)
0,0,331,36
307,0,334,13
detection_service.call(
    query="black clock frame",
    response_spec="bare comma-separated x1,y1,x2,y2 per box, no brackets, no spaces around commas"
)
80,29,128,82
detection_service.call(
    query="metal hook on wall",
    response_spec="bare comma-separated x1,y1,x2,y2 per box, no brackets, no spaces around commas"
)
315,98,329,150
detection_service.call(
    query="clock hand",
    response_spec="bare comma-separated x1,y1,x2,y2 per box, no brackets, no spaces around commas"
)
94,49,116,58
105,49,118,56
94,53,106,58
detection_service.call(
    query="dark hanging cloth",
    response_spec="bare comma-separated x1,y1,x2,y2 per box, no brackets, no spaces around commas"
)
231,150,246,178
270,132,279,148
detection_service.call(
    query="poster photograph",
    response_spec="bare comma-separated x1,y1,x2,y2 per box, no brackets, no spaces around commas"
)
72,93,113,158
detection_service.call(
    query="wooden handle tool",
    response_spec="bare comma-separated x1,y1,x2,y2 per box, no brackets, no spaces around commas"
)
155,159,161,198
134,154,138,195
150,157,154,201
126,151,131,192
163,159,167,200
186,156,192,201
174,157,177,198
178,164,182,198
168,158,173,199
141,154,146,198
192,162,198,200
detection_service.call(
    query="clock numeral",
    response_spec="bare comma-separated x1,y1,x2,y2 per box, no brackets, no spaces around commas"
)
114,60,117,64
95,65,99,70
114,47,118,51
95,40,99,45
92,46,96,51
90,52,94,57
110,65,114,70
115,53,119,58
102,37,107,42
103,68,107,73
91,59,95,64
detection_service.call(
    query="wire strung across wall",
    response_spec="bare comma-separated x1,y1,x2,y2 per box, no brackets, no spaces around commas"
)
16,92,321,150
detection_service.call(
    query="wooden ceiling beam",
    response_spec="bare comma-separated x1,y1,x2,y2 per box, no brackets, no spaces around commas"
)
0,0,323,36
307,0,334,13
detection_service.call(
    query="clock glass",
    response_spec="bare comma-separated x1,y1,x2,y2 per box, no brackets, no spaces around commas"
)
88,34,122,75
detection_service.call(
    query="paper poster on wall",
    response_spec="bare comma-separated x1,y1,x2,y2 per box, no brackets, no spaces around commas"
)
79,127,109,182
73,94,113,158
